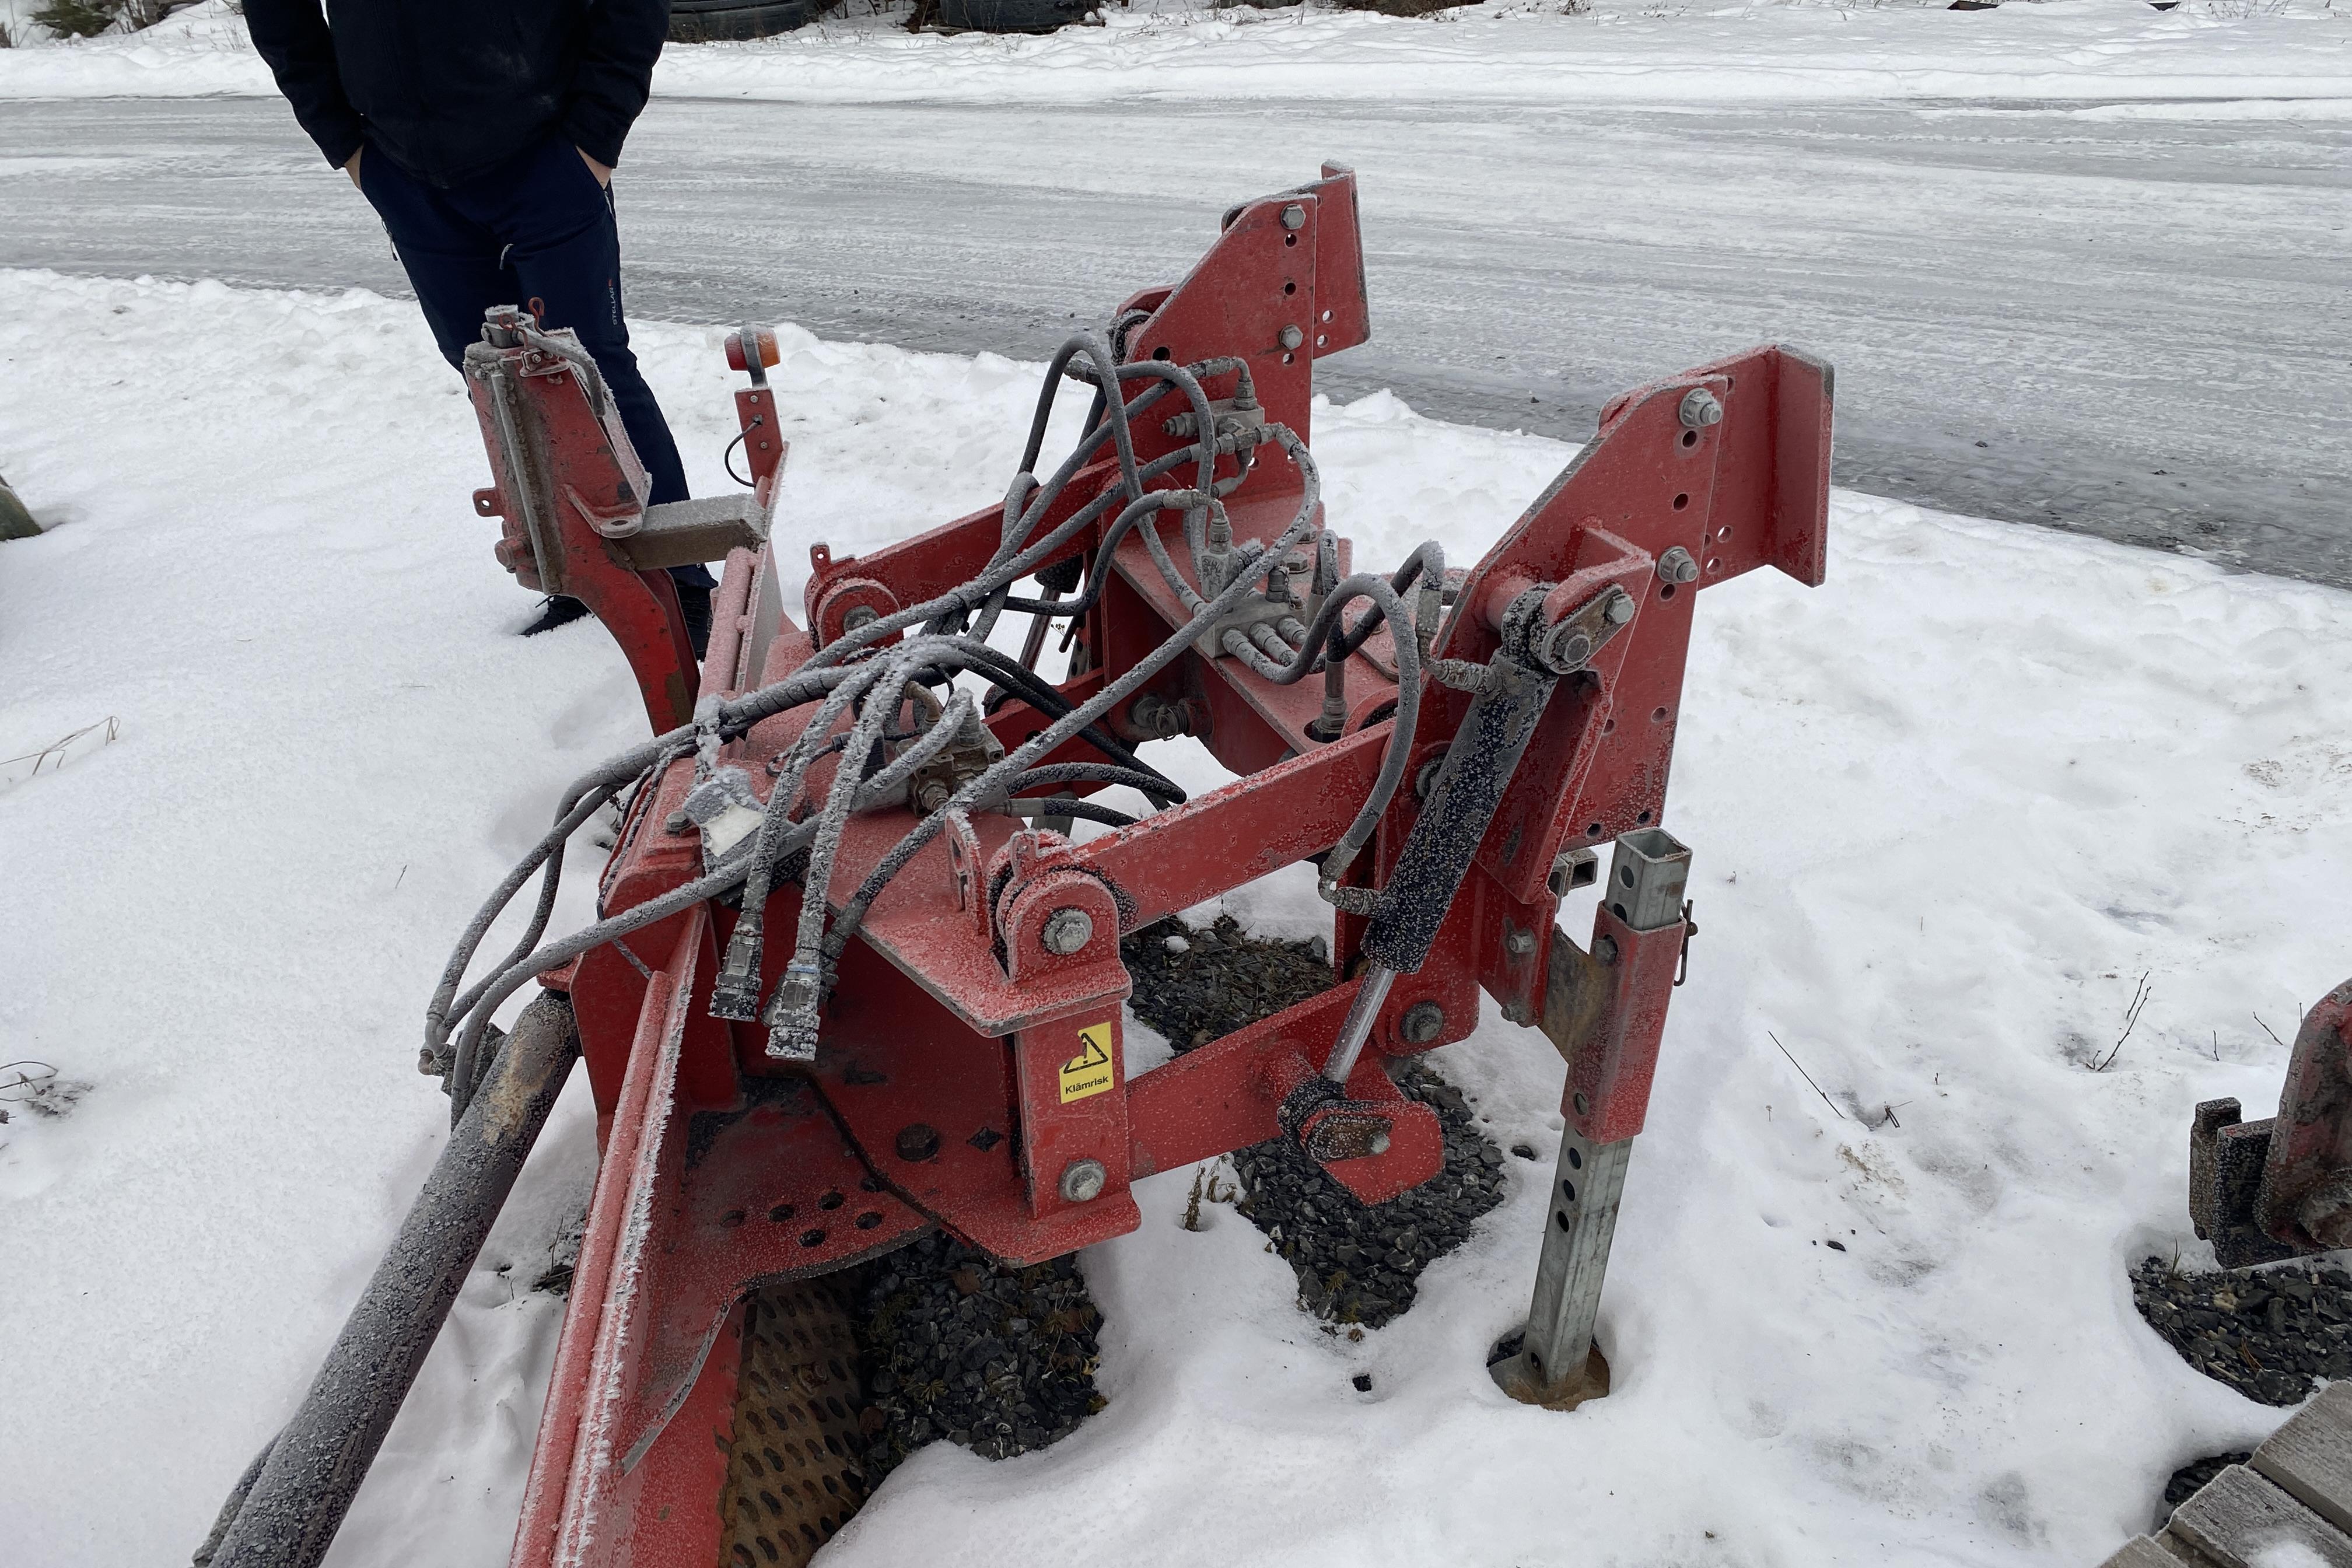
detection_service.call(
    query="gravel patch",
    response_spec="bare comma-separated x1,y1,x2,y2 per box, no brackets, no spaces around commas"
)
1122,912,1336,1050
1231,1063,1508,1326
1126,914,1511,1329
2131,1255,2352,1406
744,912,1517,1481
852,1234,1106,1485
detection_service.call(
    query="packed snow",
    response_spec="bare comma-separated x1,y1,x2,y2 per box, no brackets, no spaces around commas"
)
2,0,2349,110
3,265,2349,1566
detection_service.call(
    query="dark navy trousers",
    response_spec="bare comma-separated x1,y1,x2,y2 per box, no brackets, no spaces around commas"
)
359,132,715,593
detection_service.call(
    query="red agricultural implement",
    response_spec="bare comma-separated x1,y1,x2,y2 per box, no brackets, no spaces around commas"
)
196,167,1833,1568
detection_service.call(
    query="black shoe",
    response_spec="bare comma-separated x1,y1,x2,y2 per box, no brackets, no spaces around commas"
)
676,581,712,662
519,595,593,637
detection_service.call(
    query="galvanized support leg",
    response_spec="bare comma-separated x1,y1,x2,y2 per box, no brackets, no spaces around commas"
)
1493,1127,1630,1408
1493,829,1692,1410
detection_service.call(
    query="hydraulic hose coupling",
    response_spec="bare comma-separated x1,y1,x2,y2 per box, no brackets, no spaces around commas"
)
708,915,766,1022
762,960,826,1061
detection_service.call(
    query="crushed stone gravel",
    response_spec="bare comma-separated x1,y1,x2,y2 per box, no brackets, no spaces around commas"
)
1126,913,1511,1328
852,1234,1107,1486
2131,1254,2352,1406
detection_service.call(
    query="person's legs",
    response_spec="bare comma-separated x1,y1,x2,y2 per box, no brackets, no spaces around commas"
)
372,136,713,650
354,147,510,370
357,148,596,639
456,138,715,627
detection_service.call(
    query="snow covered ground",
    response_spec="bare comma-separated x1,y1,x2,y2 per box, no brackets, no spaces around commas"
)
2,0,2348,107
4,264,2350,1566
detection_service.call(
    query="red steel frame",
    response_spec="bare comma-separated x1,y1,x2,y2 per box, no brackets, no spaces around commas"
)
468,167,1832,1567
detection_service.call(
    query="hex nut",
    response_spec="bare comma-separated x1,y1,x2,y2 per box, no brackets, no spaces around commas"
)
1506,929,1538,957
1279,325,1305,351
1041,907,1095,956
1678,388,1724,429
1593,936,1620,965
895,1123,941,1162
1060,1158,1108,1203
1604,589,1636,625
916,781,953,814
1280,203,1307,231
1657,547,1700,586
1400,1000,1446,1044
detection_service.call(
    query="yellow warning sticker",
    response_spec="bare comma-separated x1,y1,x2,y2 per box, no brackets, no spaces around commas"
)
1059,1022,1116,1104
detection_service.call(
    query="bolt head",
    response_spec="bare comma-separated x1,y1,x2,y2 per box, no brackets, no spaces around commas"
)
1678,388,1724,429
1547,628,1592,671
895,1123,941,1162
1400,1000,1446,1044
1280,203,1307,231
1506,929,1538,956
1604,590,1636,625
1041,907,1095,957
1593,936,1619,965
1060,1158,1108,1203
1279,325,1305,351
1657,547,1700,587
841,604,878,632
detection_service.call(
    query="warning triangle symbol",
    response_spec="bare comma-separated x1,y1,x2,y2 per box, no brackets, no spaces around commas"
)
1065,1033,1111,1075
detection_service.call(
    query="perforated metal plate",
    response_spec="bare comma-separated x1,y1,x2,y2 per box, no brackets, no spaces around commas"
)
717,1278,871,1568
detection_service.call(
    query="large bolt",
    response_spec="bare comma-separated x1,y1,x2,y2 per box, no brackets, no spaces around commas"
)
1543,625,1593,672
1060,1158,1108,1203
1280,204,1307,231
1041,907,1095,956
895,1123,940,1162
1279,326,1305,351
1604,589,1636,625
1679,388,1724,429
841,604,878,632
1400,1000,1446,1045
1657,547,1700,586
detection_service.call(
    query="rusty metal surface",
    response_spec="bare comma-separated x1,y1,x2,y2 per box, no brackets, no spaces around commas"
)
715,1279,872,1568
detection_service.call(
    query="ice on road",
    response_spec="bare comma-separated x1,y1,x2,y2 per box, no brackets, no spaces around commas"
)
1,0,2347,585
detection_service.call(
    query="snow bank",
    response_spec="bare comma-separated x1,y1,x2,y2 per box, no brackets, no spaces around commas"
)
4,268,2351,1567
2,0,2348,110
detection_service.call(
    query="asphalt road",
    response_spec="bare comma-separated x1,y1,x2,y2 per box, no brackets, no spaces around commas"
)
3,94,2346,584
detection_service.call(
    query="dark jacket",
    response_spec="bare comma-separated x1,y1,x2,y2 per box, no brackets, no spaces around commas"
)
245,0,668,188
